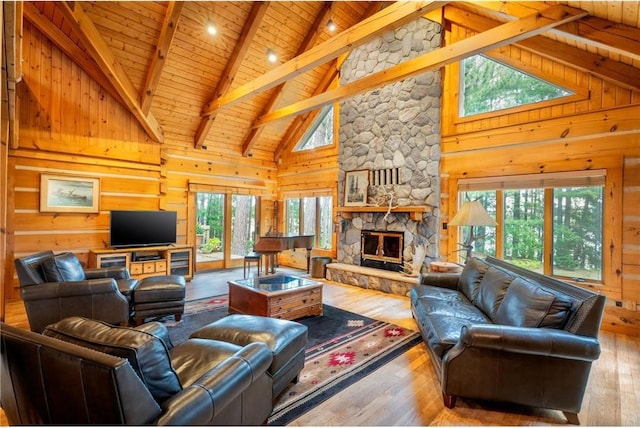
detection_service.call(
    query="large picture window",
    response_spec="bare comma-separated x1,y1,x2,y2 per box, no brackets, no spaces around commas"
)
285,195,333,250
457,172,604,281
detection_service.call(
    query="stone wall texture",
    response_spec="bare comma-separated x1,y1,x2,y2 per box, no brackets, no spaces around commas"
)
337,17,443,272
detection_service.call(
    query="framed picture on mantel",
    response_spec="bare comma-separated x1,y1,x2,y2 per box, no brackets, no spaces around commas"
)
344,170,369,207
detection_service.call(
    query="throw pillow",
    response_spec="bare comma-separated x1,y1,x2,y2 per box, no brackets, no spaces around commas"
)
475,266,514,320
495,277,572,328
41,252,85,282
43,317,182,403
458,257,490,302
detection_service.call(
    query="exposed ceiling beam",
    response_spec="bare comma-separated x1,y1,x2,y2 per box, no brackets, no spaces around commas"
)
444,6,640,91
252,5,588,128
202,1,448,117
194,1,270,149
273,56,345,162
272,1,383,160
462,1,640,62
58,1,164,143
141,1,184,115
23,2,124,105
240,1,336,157
2,1,22,149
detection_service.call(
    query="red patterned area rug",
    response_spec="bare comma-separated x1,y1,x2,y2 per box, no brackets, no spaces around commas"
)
161,297,422,425
268,304,422,425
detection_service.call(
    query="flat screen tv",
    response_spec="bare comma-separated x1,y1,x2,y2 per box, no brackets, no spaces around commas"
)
109,210,177,248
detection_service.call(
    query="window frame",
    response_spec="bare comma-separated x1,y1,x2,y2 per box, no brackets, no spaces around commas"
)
293,104,336,152
454,171,606,283
284,193,334,250
451,54,587,124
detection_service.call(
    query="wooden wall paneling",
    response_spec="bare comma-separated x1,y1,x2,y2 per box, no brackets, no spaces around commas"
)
601,302,640,336
164,153,276,183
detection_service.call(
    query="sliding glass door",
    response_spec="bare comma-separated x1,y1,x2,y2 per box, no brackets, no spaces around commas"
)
196,192,257,271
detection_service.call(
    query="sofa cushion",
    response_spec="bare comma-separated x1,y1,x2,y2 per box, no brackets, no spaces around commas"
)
43,317,181,403
458,257,490,302
411,284,466,303
412,294,491,359
41,252,85,282
494,277,573,328
475,266,514,320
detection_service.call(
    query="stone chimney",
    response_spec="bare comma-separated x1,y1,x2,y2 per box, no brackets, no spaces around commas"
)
337,17,443,272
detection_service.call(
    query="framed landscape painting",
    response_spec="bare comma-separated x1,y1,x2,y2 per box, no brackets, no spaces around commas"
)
344,170,369,207
40,174,100,213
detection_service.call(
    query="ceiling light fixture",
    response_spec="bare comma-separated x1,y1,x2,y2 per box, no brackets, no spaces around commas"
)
266,48,278,63
206,21,217,36
327,19,337,32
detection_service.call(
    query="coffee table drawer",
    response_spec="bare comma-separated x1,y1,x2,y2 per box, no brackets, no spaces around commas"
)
228,275,323,321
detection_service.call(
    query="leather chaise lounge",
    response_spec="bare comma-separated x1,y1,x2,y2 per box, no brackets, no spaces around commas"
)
411,256,606,424
0,317,274,425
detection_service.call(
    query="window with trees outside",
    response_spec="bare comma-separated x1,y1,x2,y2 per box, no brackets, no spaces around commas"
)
456,172,604,281
285,195,333,250
460,55,573,117
293,105,334,151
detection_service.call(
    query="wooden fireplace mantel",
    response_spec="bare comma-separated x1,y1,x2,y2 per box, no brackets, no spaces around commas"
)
337,206,430,222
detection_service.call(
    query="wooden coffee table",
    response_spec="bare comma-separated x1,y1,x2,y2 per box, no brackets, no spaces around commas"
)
228,274,323,321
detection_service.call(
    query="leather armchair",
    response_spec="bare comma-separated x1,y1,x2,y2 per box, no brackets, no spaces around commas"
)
14,250,138,332
1,318,273,425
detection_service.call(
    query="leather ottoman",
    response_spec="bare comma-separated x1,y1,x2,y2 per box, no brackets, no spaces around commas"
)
190,314,308,400
133,275,186,325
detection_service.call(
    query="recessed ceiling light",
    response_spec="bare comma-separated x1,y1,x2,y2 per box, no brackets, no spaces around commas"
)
327,19,336,32
207,22,217,36
266,48,278,63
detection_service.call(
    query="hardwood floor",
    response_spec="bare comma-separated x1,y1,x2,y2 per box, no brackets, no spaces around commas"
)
2,267,639,426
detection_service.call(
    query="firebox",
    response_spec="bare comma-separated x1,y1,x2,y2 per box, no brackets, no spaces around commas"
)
360,230,404,272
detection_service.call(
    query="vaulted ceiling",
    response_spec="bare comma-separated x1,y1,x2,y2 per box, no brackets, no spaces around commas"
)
7,1,640,162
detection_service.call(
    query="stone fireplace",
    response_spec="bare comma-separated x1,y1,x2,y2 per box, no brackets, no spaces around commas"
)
336,17,443,276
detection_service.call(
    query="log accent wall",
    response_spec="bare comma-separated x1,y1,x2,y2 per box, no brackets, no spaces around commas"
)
440,23,640,335
4,21,277,298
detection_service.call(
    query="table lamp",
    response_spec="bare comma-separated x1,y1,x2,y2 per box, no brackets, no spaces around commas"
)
448,200,497,262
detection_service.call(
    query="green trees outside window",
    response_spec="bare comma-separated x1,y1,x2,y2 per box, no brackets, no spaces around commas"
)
285,196,333,250
461,55,573,117
461,185,603,281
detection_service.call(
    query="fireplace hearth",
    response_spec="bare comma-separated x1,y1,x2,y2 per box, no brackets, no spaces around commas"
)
361,230,404,272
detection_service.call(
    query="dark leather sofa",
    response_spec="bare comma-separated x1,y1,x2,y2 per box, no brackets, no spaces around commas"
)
411,256,606,424
14,250,138,332
0,317,273,425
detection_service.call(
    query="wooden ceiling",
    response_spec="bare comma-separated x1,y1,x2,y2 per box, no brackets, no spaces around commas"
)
10,1,640,162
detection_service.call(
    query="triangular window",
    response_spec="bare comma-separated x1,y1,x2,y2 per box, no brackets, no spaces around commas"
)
460,55,574,117
294,105,334,152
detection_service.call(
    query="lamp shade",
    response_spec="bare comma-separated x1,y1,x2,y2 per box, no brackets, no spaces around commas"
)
449,200,496,226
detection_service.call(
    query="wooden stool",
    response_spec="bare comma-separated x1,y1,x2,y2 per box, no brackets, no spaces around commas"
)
244,251,262,278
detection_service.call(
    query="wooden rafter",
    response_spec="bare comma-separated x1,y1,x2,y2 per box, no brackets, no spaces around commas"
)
141,1,184,115
444,5,640,91
463,1,640,62
273,58,342,161
272,1,383,161
58,1,164,143
23,2,123,105
202,1,448,117
194,1,270,149
240,1,335,157
2,1,22,149
251,5,588,128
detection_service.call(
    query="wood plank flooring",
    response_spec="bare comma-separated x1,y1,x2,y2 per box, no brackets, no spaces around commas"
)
2,267,639,426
